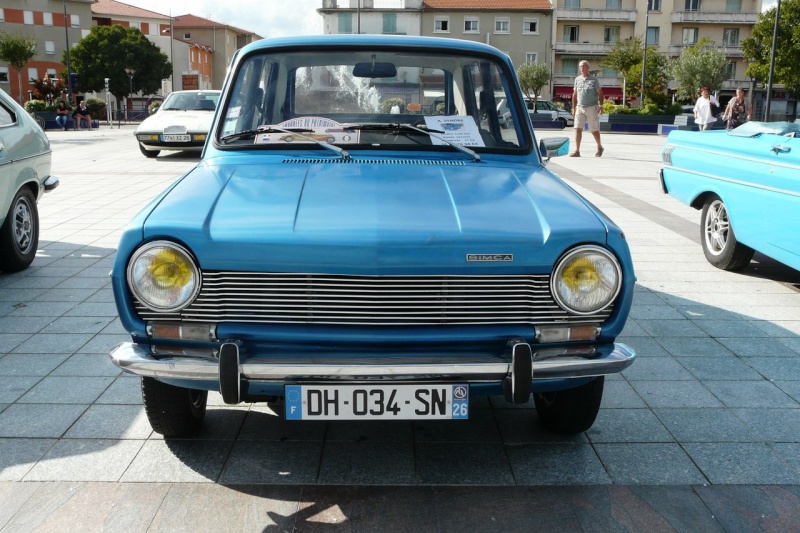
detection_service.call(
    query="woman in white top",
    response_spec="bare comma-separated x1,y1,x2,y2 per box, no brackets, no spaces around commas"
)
693,87,720,131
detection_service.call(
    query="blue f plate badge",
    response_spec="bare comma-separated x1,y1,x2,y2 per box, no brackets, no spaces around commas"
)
286,384,469,420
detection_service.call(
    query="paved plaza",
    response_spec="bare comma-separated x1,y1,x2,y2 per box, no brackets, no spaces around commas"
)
0,125,799,531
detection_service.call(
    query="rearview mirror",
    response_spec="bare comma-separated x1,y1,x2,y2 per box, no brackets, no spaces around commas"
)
353,62,397,78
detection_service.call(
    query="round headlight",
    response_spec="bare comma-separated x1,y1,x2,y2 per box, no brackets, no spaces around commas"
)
127,241,200,312
551,246,622,315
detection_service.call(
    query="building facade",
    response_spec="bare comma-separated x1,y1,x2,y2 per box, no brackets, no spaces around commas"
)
318,0,423,35
172,14,261,91
421,0,554,100
552,0,762,105
0,0,96,103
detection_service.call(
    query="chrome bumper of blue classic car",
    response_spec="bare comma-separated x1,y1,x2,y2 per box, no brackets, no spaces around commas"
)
110,340,635,403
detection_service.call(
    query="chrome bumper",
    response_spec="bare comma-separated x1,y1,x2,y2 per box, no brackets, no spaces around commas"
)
109,341,635,383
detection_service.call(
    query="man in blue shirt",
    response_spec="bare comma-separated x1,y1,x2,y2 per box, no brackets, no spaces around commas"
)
571,60,604,157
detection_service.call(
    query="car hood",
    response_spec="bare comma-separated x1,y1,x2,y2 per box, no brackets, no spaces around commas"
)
136,110,214,133
142,159,609,273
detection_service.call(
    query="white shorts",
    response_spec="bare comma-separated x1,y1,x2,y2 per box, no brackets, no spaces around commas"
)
575,105,601,132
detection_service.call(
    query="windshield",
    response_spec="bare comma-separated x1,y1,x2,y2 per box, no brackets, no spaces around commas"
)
217,48,529,153
162,92,220,111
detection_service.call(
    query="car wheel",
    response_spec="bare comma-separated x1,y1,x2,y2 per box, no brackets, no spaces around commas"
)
533,376,604,434
700,195,754,270
139,143,160,158
0,187,38,273
141,377,208,437
557,118,568,128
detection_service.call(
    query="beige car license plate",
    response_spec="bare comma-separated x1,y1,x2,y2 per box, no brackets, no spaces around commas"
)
162,134,191,142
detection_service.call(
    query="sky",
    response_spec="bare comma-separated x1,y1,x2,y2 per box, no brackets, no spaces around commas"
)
123,0,323,38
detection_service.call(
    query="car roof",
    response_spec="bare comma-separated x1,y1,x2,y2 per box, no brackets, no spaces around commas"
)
237,34,508,58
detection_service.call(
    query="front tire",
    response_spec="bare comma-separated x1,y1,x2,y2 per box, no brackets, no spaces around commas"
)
139,143,160,158
700,195,754,270
0,188,38,273
141,377,208,437
534,377,604,434
557,118,568,128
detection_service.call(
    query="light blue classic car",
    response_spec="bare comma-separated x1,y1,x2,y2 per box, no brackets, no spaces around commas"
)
0,88,59,273
660,122,800,271
110,35,636,436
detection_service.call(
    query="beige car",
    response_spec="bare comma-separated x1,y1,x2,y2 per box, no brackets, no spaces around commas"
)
0,88,59,272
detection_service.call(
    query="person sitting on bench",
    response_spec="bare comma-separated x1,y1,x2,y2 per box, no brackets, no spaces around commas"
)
74,101,93,130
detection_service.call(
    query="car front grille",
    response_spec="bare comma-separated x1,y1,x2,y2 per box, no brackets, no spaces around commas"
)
134,272,613,326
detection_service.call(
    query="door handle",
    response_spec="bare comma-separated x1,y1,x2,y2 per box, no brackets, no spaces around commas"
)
772,145,791,154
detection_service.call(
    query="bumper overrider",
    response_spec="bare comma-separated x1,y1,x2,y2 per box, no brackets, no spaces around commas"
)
109,340,635,405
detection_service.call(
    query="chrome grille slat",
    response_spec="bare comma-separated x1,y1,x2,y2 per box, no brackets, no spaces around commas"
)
134,272,613,325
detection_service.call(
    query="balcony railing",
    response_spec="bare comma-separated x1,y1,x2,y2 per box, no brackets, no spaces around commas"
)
671,11,758,24
553,41,613,54
669,43,744,57
553,75,621,88
557,8,637,21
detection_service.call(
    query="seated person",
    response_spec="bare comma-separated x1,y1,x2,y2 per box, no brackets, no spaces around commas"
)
55,101,70,130
74,101,92,130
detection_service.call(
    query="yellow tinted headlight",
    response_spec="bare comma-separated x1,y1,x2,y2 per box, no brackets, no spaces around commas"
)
127,241,200,312
552,246,621,315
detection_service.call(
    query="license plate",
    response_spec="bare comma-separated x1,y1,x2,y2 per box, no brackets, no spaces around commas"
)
162,134,191,142
285,384,469,420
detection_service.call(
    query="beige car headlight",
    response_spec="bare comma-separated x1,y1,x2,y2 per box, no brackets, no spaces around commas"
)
127,241,200,312
551,245,621,315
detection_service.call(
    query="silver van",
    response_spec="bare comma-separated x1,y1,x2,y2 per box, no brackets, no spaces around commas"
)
526,99,574,127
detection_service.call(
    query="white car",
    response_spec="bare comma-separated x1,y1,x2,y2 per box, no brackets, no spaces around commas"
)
134,90,220,157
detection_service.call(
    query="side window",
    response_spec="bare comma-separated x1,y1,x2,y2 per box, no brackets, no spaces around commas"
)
0,101,17,127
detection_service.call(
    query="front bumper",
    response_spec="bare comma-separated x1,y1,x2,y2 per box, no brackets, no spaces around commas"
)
110,341,635,397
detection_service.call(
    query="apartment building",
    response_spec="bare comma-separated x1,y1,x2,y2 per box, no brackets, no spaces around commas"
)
0,0,96,103
92,0,213,95
552,0,762,105
172,14,261,91
421,0,554,95
318,0,423,35
319,1,555,99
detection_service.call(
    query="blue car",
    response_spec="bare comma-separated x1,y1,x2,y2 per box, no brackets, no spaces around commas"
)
660,122,800,271
110,35,636,436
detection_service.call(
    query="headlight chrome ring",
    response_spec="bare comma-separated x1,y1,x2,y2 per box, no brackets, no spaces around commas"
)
551,245,622,316
127,241,201,312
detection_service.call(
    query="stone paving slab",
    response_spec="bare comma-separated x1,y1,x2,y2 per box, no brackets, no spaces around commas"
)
1,126,799,529
2,481,799,532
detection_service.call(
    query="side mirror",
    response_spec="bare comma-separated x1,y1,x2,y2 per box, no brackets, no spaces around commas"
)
539,137,570,159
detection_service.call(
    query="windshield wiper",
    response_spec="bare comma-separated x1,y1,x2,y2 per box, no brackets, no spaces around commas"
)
220,126,350,159
341,122,480,162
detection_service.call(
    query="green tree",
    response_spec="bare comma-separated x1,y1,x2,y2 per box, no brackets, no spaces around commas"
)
516,62,551,108
742,0,800,98
601,37,643,105
0,32,37,103
669,38,729,101
65,25,171,113
630,47,671,107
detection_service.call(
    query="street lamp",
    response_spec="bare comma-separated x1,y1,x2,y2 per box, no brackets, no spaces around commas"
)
125,68,135,122
63,0,73,104
640,4,650,108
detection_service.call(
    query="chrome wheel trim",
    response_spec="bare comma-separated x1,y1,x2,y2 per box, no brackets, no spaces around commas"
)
704,199,729,256
12,196,35,255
